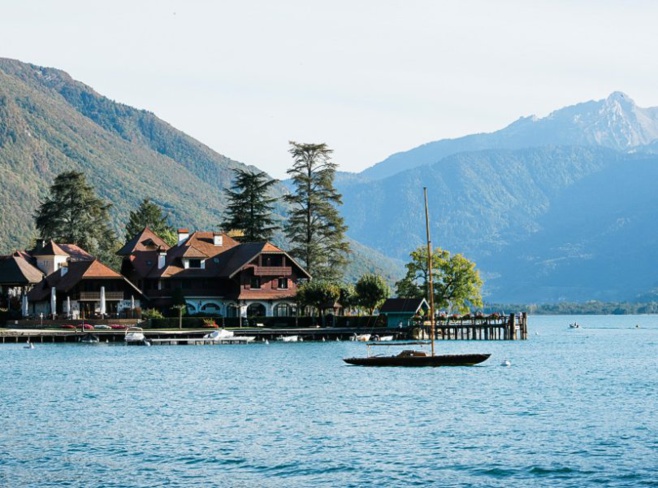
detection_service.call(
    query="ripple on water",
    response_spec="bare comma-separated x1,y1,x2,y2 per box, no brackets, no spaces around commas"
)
1,318,658,487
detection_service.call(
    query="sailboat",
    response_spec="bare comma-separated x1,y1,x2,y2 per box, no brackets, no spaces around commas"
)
343,188,491,367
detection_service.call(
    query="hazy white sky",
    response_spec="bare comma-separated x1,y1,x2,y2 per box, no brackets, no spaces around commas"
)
3,0,658,179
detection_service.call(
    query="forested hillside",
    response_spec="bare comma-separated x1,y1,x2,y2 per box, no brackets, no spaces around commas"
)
0,58,401,284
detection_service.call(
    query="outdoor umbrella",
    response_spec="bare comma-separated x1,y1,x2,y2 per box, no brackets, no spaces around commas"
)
50,286,56,319
100,286,106,317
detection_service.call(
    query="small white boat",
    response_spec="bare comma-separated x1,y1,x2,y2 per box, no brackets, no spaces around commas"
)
351,333,371,342
24,341,34,349
202,329,256,344
79,334,100,344
278,335,299,342
125,327,150,345
372,335,394,342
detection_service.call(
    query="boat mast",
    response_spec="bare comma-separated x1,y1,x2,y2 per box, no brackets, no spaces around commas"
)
424,187,436,357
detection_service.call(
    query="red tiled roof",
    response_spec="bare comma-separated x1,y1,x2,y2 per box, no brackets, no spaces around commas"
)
117,227,170,256
28,259,144,301
181,245,209,258
57,244,94,261
152,231,240,278
32,240,69,256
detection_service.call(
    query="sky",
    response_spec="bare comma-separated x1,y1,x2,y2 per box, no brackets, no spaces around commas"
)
3,0,658,179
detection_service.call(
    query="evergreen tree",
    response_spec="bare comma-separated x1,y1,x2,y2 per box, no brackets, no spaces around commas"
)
125,198,176,245
221,169,279,242
284,142,350,281
34,171,119,267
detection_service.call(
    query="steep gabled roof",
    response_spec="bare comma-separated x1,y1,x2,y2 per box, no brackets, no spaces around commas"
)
222,242,311,279
32,240,68,256
149,231,239,278
180,245,209,259
28,259,144,301
117,227,170,256
0,253,44,285
57,244,94,261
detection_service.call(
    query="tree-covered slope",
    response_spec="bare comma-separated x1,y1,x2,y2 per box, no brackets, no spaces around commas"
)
0,58,400,287
0,58,261,252
340,145,658,303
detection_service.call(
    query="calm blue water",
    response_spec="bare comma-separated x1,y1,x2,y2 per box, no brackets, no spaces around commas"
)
1,315,656,487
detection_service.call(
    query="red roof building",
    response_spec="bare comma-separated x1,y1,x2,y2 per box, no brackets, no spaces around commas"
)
120,227,311,319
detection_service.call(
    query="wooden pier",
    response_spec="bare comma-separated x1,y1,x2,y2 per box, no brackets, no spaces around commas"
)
1,313,528,344
433,313,528,341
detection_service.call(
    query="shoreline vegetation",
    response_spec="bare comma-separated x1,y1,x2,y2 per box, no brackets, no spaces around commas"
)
487,301,658,315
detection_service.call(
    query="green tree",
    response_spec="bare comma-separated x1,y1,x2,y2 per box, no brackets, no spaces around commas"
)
34,171,119,267
284,142,350,281
355,274,390,315
395,246,483,313
125,198,177,245
221,169,279,242
296,280,341,318
338,282,357,314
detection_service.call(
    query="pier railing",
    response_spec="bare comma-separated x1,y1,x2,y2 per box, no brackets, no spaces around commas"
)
433,313,528,340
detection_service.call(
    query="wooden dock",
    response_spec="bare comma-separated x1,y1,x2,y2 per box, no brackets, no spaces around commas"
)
1,313,528,344
434,313,528,341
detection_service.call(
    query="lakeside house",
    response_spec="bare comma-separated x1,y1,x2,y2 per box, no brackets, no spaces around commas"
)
0,251,44,311
26,241,144,319
118,227,311,320
2,229,312,321
379,298,430,328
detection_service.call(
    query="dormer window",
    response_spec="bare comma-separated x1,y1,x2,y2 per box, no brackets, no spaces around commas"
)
182,258,205,269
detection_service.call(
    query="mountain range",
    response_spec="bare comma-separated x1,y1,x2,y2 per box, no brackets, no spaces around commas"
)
337,92,658,303
2,57,658,304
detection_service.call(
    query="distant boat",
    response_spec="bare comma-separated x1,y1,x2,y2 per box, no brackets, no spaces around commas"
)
351,333,371,342
125,327,150,346
24,340,34,349
203,329,255,344
278,335,299,342
79,334,100,344
343,188,490,368
569,322,580,329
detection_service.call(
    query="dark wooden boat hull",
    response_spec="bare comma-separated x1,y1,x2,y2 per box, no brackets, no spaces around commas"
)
343,353,491,367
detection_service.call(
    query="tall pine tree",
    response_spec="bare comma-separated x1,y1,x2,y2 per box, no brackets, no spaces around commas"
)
221,169,279,242
34,171,119,267
284,142,350,281
125,198,177,245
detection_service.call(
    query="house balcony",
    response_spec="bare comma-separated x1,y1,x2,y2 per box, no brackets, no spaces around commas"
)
253,266,292,276
78,291,125,301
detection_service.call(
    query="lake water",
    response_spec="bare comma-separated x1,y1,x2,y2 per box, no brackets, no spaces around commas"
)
1,315,656,487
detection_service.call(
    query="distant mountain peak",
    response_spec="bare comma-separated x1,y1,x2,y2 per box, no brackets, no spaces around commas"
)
361,92,658,181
